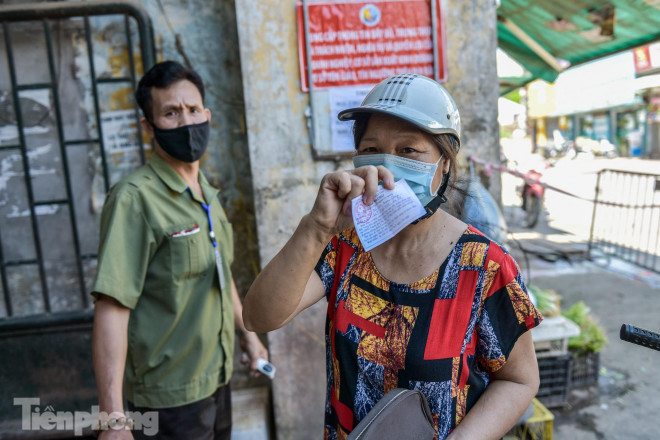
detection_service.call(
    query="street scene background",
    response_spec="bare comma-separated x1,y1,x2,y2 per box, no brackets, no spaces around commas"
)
495,131,660,439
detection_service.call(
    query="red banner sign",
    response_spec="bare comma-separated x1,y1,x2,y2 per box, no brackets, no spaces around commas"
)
632,42,660,74
297,0,446,91
633,46,652,73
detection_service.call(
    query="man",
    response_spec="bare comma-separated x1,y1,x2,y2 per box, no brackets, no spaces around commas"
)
91,60,268,440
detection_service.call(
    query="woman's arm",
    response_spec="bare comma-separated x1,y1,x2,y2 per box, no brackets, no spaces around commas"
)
243,166,394,333
447,331,540,440
242,215,328,333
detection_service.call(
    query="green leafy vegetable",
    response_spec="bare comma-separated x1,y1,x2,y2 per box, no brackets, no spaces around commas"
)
562,301,608,353
528,284,560,317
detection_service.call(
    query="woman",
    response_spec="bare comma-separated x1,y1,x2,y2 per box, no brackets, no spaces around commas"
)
243,74,542,439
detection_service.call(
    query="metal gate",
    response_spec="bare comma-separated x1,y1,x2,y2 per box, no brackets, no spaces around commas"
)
0,1,155,436
589,169,660,273
0,0,154,319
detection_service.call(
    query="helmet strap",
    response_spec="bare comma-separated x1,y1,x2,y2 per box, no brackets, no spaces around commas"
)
412,172,450,224
412,135,458,223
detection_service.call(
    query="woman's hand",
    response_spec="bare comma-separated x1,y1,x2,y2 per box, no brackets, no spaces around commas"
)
243,165,393,334
308,165,394,238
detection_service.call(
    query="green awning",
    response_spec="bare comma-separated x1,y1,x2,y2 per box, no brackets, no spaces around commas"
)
498,0,660,89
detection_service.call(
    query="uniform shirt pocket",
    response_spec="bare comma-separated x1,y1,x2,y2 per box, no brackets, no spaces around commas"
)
166,223,210,279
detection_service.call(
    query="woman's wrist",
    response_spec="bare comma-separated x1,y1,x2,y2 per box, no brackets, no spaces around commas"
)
300,214,335,247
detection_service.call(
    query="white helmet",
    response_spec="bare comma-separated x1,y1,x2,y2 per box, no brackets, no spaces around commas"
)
338,74,461,148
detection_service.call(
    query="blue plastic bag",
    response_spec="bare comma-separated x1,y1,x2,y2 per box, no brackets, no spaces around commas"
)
460,177,508,244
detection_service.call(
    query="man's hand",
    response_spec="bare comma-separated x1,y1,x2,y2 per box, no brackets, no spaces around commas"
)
238,331,269,378
97,428,134,440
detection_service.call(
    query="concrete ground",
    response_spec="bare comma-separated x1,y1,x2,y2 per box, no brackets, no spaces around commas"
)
498,145,660,439
510,249,660,440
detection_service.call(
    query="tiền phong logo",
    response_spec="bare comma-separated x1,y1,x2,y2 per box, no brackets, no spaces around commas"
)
359,4,381,27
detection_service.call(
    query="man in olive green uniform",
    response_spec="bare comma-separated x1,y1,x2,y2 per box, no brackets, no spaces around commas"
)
91,61,268,440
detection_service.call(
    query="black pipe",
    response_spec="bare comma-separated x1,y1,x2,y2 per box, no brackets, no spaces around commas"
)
0,309,93,336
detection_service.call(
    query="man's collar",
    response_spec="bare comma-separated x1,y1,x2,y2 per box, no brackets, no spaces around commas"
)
148,153,218,199
148,152,189,194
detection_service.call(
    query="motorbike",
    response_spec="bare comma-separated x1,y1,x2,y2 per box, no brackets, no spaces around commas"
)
467,153,546,231
518,168,544,229
540,129,575,161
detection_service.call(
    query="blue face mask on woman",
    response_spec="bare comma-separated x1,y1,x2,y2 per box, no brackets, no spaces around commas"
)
353,154,442,206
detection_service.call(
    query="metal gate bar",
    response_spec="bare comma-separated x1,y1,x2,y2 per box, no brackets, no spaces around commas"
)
0,223,11,316
2,21,51,313
84,15,111,194
44,18,88,307
125,14,146,165
589,169,660,273
0,0,155,318
0,0,155,69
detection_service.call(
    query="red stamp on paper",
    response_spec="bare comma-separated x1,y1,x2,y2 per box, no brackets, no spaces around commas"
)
354,200,372,224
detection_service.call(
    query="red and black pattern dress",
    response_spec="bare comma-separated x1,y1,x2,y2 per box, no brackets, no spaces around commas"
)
314,225,542,440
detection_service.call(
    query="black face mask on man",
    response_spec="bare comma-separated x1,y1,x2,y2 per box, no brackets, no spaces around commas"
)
151,120,210,163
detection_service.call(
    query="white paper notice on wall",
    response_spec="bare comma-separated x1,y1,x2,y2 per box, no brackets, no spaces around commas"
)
328,86,370,152
100,109,141,155
351,179,426,251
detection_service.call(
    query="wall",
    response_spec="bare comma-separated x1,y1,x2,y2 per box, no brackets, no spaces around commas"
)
236,0,500,438
446,0,502,196
138,0,260,299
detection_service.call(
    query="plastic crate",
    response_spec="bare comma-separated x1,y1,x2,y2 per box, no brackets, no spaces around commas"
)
532,316,581,358
536,354,572,408
570,350,600,387
504,398,554,440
